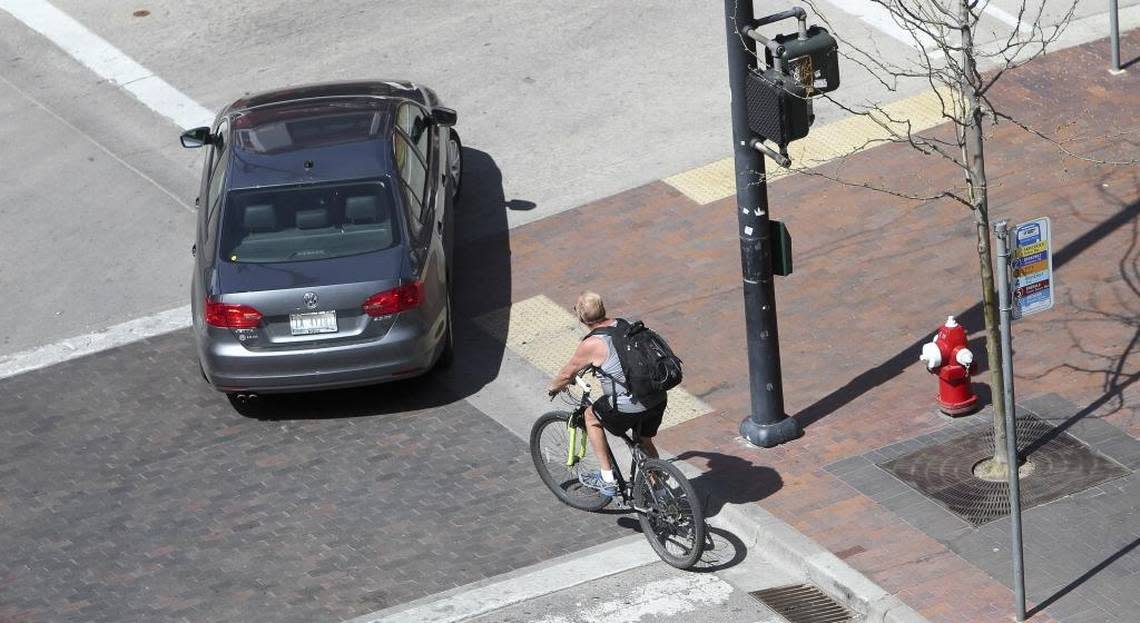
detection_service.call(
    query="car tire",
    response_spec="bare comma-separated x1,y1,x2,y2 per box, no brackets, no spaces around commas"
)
448,131,463,199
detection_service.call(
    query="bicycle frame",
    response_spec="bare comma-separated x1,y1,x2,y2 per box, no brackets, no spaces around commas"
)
569,374,650,510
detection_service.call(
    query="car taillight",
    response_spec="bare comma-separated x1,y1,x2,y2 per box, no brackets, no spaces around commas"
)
363,281,424,317
205,299,263,328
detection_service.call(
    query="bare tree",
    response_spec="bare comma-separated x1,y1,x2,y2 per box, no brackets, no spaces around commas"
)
758,0,1139,477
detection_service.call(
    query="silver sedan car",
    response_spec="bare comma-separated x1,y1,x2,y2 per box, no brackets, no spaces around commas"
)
180,80,462,395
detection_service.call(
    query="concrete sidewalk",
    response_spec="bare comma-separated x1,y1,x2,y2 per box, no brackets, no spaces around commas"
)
442,31,1139,623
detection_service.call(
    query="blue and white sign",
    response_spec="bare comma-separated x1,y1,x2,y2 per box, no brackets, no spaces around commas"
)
1011,217,1054,319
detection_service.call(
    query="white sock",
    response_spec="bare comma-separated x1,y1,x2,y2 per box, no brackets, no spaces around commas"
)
600,469,615,483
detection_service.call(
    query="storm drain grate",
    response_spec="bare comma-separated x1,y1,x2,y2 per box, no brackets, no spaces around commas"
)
749,584,855,623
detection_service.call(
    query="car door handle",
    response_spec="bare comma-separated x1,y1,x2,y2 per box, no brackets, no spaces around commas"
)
191,243,197,257
437,220,443,234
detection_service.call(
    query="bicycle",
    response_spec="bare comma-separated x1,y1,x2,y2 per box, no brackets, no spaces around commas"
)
530,370,706,569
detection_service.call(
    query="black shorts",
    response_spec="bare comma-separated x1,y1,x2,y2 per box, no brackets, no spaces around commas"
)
591,396,667,438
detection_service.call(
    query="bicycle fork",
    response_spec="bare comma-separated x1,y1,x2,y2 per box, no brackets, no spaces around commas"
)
565,418,588,467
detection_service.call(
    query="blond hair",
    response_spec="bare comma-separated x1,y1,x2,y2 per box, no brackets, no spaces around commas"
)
574,291,606,324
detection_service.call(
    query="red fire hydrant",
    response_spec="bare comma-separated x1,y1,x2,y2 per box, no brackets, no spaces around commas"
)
918,316,978,416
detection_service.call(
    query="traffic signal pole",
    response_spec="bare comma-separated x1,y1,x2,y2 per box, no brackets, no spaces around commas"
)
724,0,803,448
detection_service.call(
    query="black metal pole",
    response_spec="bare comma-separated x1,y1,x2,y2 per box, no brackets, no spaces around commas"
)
724,0,802,448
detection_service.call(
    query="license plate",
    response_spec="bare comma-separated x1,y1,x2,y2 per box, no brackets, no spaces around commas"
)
289,310,338,335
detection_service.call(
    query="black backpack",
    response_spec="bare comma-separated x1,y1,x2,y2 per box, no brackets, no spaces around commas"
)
588,319,683,403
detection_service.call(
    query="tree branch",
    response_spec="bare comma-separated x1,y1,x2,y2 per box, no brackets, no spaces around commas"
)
989,108,1140,166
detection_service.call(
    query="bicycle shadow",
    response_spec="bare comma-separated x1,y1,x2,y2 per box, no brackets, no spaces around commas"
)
613,518,749,572
604,450,779,573
615,450,779,572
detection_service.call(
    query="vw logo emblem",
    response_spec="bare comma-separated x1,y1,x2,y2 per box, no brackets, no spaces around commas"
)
303,292,319,309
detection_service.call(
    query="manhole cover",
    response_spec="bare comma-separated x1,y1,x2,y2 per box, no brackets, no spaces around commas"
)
881,414,1130,526
749,584,854,623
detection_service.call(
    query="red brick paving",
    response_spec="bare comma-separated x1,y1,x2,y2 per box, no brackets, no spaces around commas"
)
500,32,1138,623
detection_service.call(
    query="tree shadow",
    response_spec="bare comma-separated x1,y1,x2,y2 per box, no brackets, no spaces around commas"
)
232,147,524,420
1017,181,1140,453
795,192,1140,430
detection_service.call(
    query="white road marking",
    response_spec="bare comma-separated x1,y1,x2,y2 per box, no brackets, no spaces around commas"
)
348,537,660,623
823,0,940,54
0,306,191,380
982,2,1023,28
529,575,735,623
0,0,214,130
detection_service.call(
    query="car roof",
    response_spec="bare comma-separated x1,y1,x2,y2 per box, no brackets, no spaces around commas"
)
218,80,443,190
223,96,400,189
222,80,432,115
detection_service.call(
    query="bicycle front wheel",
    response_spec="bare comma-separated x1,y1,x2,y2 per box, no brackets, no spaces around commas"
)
530,411,611,512
634,458,706,569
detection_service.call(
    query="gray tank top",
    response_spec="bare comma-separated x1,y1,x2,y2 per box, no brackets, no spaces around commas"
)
592,319,665,413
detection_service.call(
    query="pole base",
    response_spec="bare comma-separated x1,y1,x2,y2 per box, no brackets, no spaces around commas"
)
739,415,803,448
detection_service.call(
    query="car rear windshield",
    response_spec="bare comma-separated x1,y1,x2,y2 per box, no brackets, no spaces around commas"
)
219,179,401,264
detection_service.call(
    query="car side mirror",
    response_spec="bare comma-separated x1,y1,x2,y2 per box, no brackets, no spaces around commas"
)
180,126,212,148
431,107,457,127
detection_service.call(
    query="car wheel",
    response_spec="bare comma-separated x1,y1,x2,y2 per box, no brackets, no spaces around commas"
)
448,131,463,199
436,294,455,369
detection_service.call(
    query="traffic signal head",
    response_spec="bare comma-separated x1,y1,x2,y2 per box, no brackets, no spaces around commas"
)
764,26,840,96
745,68,812,148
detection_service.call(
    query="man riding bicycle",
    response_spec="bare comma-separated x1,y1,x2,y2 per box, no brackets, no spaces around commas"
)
547,291,667,497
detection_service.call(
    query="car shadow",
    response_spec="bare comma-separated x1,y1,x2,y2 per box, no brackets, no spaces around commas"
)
231,147,522,420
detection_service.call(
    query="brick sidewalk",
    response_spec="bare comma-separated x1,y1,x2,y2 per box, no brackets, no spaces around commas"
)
495,32,1140,623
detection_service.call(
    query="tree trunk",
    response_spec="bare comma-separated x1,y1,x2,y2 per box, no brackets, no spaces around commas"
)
958,0,1009,469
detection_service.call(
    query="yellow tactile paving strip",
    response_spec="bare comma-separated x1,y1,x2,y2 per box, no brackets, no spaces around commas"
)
475,295,713,430
665,87,954,204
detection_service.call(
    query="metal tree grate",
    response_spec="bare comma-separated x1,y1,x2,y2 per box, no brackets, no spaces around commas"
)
749,584,855,623
881,414,1130,526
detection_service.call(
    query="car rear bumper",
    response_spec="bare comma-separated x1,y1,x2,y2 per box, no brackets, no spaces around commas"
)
199,315,442,393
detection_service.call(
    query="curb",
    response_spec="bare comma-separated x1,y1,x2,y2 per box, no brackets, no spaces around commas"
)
666,446,929,623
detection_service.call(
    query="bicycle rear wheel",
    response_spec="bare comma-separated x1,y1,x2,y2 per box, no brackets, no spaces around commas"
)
530,411,612,512
634,458,706,569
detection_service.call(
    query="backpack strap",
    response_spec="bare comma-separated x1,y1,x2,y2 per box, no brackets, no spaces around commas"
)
583,319,635,407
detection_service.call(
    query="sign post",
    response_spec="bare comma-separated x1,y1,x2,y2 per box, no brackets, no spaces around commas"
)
994,217,1054,622
1110,0,1123,74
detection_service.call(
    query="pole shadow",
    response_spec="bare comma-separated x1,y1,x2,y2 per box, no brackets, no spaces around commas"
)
671,450,783,518
1028,537,1140,618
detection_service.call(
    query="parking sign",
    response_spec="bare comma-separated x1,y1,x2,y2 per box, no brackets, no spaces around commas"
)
1011,218,1054,318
